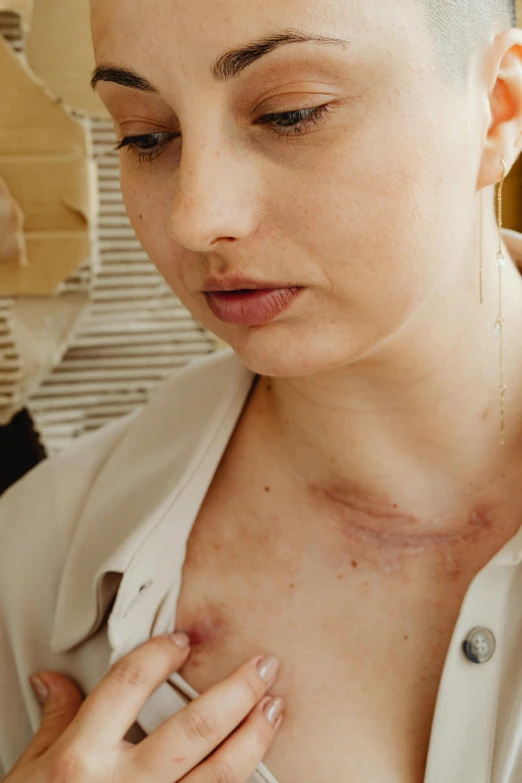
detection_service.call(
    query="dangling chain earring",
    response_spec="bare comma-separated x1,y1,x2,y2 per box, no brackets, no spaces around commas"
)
495,158,507,447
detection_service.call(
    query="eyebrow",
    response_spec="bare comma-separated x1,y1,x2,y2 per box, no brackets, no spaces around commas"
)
90,27,351,92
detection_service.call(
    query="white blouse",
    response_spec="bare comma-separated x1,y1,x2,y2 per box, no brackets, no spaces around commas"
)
2,227,522,782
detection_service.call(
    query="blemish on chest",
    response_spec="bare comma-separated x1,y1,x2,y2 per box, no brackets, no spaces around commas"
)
177,602,232,667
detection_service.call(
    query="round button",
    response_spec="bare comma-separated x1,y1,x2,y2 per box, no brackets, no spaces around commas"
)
463,627,496,664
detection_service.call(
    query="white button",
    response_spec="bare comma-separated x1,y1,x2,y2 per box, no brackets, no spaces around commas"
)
463,627,496,664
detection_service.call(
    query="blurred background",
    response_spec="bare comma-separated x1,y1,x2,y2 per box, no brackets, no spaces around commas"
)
0,1,521,493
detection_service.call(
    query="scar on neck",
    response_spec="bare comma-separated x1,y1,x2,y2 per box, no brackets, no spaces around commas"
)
309,482,497,549
335,506,495,549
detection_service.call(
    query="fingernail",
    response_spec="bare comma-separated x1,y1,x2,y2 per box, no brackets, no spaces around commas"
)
257,655,280,686
263,696,285,726
29,675,49,705
169,631,191,649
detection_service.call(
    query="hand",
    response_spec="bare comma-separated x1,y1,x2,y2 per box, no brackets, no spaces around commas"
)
5,632,284,782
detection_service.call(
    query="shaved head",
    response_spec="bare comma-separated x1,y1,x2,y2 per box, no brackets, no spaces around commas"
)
420,0,517,83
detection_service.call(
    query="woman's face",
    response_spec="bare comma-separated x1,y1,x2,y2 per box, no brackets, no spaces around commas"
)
91,0,484,376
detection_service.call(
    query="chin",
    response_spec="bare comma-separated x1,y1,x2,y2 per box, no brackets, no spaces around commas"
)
221,327,367,379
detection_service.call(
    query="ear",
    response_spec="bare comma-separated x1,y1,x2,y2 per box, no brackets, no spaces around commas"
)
480,27,522,188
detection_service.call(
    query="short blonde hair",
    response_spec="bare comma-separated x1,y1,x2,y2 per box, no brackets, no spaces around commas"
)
419,0,517,84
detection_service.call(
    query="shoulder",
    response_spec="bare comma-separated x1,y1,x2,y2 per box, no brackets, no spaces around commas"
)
0,345,254,644
0,410,132,557
0,345,253,643
0,347,247,555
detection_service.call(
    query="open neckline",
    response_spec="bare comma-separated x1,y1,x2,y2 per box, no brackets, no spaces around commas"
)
162,369,282,783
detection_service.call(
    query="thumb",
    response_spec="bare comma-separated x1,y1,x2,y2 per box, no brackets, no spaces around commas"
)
17,673,85,765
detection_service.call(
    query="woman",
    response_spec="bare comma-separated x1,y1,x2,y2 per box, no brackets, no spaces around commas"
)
2,0,522,780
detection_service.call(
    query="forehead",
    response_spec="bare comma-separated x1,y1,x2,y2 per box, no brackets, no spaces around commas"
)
90,0,425,87
90,0,360,43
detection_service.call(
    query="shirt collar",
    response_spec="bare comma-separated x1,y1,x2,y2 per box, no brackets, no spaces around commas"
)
50,347,256,654
50,227,522,655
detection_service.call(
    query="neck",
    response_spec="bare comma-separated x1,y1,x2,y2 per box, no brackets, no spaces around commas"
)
245,210,522,560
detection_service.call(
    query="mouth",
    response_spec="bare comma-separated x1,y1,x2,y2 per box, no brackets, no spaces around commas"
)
214,288,265,293
203,277,300,293
204,286,304,326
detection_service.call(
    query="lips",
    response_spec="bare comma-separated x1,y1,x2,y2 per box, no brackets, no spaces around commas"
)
205,287,303,326
203,277,297,293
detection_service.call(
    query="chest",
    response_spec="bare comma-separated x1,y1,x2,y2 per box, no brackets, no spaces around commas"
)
172,495,471,783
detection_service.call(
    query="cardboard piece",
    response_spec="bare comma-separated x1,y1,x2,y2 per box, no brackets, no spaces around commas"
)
0,292,90,426
0,35,96,296
24,0,108,118
0,176,27,267
0,0,32,31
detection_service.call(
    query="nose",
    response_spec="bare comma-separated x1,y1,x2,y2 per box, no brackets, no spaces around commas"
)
167,136,260,252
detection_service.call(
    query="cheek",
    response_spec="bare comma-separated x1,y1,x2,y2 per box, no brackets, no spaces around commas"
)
268,151,435,330
268,91,462,322
120,164,157,239
120,164,184,283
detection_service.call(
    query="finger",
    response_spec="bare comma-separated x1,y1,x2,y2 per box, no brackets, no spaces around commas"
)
67,633,191,748
130,654,280,783
187,694,285,783
16,673,84,765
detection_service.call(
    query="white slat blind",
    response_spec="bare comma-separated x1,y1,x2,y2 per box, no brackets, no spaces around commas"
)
0,298,21,411
0,13,45,423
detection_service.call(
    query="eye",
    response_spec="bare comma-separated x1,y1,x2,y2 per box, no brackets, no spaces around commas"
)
255,104,332,136
114,104,333,165
113,132,177,163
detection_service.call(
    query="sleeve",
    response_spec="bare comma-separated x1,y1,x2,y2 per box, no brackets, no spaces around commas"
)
0,413,135,776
